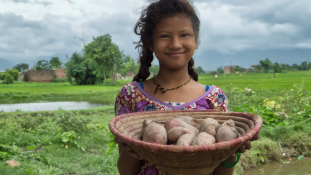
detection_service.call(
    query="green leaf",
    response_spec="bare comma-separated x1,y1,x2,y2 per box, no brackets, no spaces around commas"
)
251,150,261,155
26,146,36,150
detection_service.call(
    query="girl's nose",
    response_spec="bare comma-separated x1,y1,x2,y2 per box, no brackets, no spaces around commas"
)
169,37,182,49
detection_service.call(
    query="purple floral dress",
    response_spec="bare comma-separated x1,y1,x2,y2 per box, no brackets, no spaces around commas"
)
115,81,228,175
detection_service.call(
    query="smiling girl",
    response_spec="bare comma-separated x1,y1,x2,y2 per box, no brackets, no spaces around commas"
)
114,0,258,175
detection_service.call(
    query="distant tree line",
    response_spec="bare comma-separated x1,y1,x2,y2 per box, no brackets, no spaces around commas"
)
250,58,311,73
215,58,311,74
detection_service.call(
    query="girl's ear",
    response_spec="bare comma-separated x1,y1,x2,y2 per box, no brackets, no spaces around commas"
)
149,47,153,52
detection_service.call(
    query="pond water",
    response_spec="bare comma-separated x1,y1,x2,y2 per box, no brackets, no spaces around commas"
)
243,158,311,175
0,101,108,112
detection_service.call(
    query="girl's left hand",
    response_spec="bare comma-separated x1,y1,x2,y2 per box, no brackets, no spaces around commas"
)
236,133,260,153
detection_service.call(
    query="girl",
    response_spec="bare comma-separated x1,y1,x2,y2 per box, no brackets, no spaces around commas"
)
114,0,258,174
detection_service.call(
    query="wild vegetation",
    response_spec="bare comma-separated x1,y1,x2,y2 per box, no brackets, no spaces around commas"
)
0,71,311,174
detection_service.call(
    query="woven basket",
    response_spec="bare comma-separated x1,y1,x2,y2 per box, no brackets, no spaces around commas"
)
109,110,262,175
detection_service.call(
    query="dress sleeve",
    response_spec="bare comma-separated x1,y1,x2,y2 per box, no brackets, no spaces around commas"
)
207,87,229,112
114,83,136,116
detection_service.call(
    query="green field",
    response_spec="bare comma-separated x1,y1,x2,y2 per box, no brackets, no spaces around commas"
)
0,72,311,175
198,71,311,90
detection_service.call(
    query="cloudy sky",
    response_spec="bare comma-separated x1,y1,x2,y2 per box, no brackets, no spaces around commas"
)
0,0,311,71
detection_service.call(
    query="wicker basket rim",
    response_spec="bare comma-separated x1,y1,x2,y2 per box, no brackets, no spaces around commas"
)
109,110,262,153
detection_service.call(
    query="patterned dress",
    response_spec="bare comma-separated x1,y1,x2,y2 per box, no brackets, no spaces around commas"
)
115,81,228,175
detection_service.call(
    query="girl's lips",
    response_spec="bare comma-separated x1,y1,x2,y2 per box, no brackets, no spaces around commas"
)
166,52,185,57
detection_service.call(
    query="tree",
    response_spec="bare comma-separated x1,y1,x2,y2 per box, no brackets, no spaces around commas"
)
280,63,290,70
300,61,308,71
36,60,52,70
290,63,300,71
3,73,14,84
84,34,125,82
50,57,62,68
195,66,205,75
217,66,224,73
13,63,29,72
273,62,282,73
150,65,159,75
65,52,101,85
255,64,262,71
122,56,139,76
2,68,19,83
259,58,272,72
11,68,19,81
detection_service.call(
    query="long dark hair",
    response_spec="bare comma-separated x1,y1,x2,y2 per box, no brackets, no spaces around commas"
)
133,0,200,82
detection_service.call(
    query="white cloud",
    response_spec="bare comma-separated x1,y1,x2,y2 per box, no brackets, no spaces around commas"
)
0,0,310,70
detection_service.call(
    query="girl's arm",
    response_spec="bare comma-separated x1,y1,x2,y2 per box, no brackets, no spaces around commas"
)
213,154,237,175
117,143,142,175
115,84,142,175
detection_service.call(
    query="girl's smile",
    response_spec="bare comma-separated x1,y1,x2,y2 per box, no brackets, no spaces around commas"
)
152,13,198,70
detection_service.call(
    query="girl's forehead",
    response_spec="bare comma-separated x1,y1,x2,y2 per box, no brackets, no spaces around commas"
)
155,15,193,32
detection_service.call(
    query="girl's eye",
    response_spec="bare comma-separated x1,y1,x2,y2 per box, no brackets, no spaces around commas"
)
160,35,169,38
182,33,190,37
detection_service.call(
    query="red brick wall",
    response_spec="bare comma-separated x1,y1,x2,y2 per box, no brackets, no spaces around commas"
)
55,69,67,79
24,70,55,82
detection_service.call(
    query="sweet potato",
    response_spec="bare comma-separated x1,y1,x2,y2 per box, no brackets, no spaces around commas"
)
141,119,153,136
165,118,199,136
176,133,195,146
167,126,193,142
192,132,216,146
216,119,238,142
199,118,220,137
142,121,167,145
174,116,200,129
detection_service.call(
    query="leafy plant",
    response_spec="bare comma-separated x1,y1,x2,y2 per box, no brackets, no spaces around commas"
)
55,113,90,133
59,131,85,151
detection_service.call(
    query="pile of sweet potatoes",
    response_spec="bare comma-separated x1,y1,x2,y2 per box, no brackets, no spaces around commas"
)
140,116,240,146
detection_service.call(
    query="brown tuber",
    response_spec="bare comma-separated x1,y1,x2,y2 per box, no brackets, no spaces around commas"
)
167,126,193,142
174,116,200,130
176,133,195,146
142,120,167,145
165,118,199,136
199,118,220,137
192,132,216,146
216,119,238,142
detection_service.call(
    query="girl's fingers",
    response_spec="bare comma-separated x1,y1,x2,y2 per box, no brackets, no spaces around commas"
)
237,145,246,153
246,141,252,150
251,133,260,141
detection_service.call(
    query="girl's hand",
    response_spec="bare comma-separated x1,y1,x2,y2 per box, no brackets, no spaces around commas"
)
114,137,143,160
236,133,260,153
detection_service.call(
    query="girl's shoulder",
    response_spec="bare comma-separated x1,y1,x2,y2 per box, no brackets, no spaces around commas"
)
117,81,139,96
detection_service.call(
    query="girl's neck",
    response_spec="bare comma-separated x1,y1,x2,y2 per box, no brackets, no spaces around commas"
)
154,67,191,88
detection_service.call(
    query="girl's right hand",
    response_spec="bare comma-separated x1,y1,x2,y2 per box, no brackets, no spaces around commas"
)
114,137,143,160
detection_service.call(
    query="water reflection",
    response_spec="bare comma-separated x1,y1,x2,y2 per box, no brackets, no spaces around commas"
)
244,159,311,175
0,101,107,112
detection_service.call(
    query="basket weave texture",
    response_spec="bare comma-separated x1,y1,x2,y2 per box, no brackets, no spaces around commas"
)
109,109,262,175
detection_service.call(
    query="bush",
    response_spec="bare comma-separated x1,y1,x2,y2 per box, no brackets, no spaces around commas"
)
11,69,19,81
0,73,5,80
3,73,14,84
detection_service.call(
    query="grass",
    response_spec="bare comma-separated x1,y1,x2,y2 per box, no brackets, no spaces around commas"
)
0,106,118,175
198,71,311,90
1,72,311,174
1,107,310,175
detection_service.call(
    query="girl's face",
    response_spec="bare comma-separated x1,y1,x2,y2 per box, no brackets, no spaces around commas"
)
152,14,198,70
